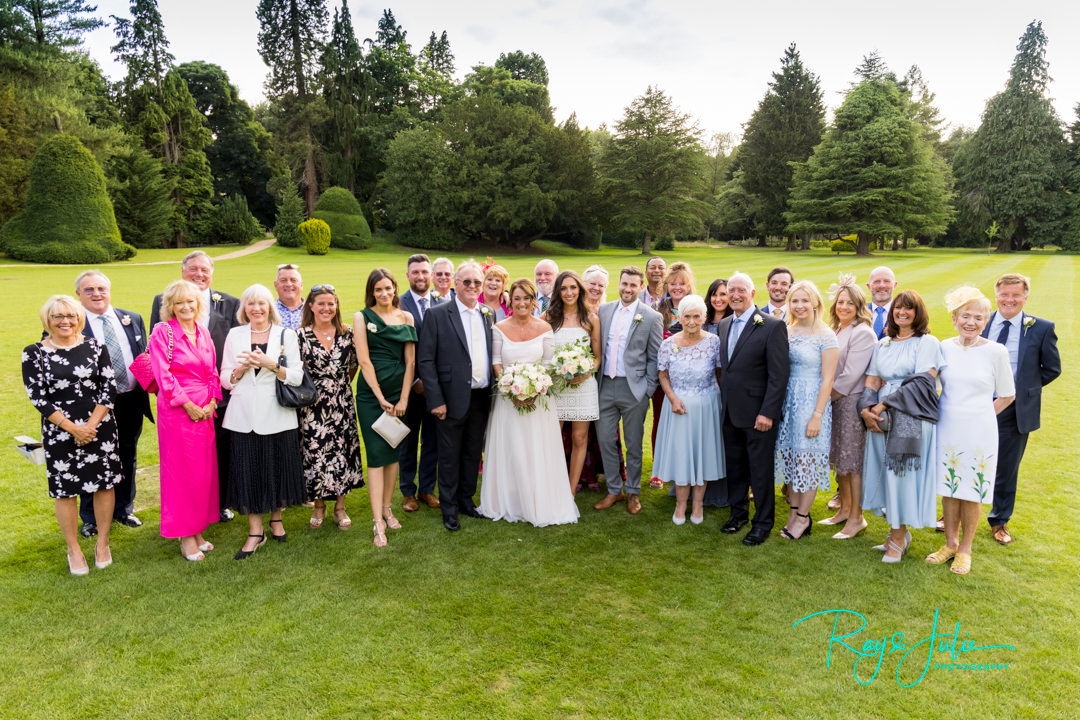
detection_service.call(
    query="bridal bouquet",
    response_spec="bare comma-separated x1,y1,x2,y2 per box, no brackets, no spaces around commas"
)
497,362,555,414
552,336,596,388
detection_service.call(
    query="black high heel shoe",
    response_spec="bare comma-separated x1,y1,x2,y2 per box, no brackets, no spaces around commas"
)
269,518,287,543
783,512,813,540
234,533,266,560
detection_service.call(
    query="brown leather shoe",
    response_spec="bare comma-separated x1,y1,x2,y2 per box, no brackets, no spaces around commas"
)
991,524,1012,545
627,495,642,515
417,493,441,508
594,493,625,510
402,496,419,512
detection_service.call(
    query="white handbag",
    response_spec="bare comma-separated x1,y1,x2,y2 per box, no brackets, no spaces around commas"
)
372,412,411,448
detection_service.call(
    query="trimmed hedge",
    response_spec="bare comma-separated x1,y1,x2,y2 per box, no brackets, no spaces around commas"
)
312,186,371,250
0,134,135,263
299,218,330,255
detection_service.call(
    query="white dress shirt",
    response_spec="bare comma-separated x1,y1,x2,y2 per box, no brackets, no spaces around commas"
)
605,302,635,378
409,289,433,321
988,311,1023,375
456,297,490,387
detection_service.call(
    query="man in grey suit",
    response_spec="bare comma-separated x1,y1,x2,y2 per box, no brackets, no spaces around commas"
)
594,266,663,514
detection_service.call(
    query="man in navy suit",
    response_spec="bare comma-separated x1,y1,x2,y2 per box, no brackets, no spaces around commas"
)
416,261,493,531
981,273,1061,545
866,266,897,340
716,272,790,545
398,253,443,513
74,270,154,536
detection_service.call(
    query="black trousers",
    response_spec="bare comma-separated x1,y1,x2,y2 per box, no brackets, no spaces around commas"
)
722,419,778,533
434,388,491,518
215,412,232,511
80,390,144,524
398,389,439,497
989,404,1029,526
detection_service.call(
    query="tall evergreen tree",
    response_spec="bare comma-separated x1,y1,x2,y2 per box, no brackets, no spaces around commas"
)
494,50,548,86
737,43,824,248
318,0,368,195
111,0,172,94
256,0,328,215
1062,103,1080,252
952,20,1068,252
14,0,102,50
106,139,174,247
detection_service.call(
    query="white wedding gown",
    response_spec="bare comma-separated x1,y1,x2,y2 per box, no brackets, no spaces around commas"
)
479,328,580,527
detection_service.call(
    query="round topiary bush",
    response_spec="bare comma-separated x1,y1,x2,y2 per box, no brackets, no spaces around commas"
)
299,218,330,255
312,186,372,250
831,239,854,254
0,134,136,263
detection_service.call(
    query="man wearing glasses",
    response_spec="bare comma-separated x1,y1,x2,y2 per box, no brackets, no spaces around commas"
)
431,258,455,301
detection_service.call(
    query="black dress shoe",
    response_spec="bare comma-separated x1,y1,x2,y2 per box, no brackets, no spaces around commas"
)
721,517,748,535
459,506,485,519
80,523,97,538
742,528,770,546
220,508,234,522
443,515,460,532
116,513,142,528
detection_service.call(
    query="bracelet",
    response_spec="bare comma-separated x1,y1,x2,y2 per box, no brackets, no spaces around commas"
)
812,411,823,417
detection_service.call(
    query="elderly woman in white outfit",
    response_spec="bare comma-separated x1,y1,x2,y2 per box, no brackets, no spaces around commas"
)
220,284,306,560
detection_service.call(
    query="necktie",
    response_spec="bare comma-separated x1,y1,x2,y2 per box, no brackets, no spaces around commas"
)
100,315,130,392
418,296,427,319
772,307,783,318
727,316,743,360
873,306,886,337
540,295,549,312
469,308,485,386
996,319,1011,345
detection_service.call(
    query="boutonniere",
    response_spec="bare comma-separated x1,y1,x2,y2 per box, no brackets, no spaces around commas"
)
1022,316,1035,334
753,315,764,326
366,322,378,333
121,315,131,326
633,313,643,324
211,292,223,303
480,306,491,316
882,337,892,347
672,344,681,354
431,291,441,300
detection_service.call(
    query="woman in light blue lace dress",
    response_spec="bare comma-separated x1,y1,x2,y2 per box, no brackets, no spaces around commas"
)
652,295,725,525
774,281,839,540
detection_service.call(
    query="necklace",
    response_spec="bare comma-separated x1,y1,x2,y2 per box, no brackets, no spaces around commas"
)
895,332,915,340
313,325,335,340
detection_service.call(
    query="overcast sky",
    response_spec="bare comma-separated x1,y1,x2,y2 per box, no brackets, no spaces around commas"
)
82,1,1079,142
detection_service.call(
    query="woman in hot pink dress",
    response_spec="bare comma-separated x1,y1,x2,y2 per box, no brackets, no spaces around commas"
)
151,280,222,561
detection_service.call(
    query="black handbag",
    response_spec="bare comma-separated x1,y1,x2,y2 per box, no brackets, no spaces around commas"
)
275,328,319,408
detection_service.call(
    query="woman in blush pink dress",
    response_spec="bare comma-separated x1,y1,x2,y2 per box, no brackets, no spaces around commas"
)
151,280,221,561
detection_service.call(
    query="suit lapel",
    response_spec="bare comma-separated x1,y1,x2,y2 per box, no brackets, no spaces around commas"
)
1015,311,1029,375
622,301,644,349
115,309,142,353
448,302,469,353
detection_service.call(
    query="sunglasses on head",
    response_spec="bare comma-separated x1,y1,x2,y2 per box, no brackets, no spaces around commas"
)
311,284,335,293
277,263,300,270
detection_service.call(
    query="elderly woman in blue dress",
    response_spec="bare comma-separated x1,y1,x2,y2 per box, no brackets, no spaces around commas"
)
859,290,943,563
928,287,1015,575
652,294,725,525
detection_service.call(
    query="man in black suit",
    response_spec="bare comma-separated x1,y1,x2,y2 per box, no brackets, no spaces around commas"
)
74,270,154,536
398,253,444,512
150,250,239,521
981,273,1061,545
416,260,493,532
716,272,790,545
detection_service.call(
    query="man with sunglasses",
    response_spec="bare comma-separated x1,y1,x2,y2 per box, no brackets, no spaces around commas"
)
431,258,455,301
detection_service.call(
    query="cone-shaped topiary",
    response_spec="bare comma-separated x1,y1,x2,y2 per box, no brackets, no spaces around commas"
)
312,186,371,250
0,134,136,263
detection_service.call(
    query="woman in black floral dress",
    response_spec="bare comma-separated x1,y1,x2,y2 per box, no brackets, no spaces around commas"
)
22,295,123,575
297,285,365,529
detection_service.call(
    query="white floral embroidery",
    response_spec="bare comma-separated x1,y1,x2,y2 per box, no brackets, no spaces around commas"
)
72,365,93,379
81,482,100,493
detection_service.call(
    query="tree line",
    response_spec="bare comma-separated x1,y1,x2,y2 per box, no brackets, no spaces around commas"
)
0,2,1078,260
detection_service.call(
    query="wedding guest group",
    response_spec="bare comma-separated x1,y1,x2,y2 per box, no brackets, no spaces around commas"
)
22,255,1059,575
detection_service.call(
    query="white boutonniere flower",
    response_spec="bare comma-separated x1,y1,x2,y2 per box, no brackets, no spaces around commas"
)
480,306,491,316
882,337,892,347
672,344,681,354
633,313,643,324
366,322,378,333
431,291,441,299
121,314,132,326
212,292,223,303
1022,316,1035,335
753,314,764,326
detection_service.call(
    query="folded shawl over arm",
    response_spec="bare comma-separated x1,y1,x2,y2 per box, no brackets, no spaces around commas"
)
880,371,939,474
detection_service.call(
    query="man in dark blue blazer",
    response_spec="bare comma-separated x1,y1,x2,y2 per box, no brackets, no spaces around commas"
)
416,261,493,531
74,270,154,536
716,273,790,545
981,273,1061,545
398,254,444,512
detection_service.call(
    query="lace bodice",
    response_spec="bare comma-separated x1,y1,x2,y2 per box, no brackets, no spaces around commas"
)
657,333,721,397
787,331,838,378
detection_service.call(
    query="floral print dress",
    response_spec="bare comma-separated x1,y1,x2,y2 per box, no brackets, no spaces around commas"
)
22,338,122,498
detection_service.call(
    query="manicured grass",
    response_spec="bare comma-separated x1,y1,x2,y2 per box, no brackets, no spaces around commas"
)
1,240,1076,718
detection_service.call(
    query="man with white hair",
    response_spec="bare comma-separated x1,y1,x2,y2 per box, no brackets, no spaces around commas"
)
866,266,898,339
273,263,304,330
431,257,455,301
716,272,790,545
73,270,154,536
533,259,559,315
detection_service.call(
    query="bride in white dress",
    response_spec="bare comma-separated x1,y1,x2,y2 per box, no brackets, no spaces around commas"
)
479,279,580,527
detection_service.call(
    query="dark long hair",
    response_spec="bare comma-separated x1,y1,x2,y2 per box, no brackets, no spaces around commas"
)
886,290,930,338
546,270,593,334
300,285,346,333
704,278,732,325
365,268,400,309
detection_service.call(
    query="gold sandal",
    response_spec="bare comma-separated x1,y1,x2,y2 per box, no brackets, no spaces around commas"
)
950,552,972,575
925,546,957,565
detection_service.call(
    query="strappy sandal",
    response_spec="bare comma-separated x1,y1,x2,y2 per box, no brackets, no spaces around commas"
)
334,506,351,529
373,519,387,547
950,552,972,575
881,531,911,564
926,546,957,565
310,501,326,528
383,506,401,530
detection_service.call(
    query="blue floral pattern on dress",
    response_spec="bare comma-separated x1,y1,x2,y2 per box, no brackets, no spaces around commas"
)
657,333,721,397
775,331,838,492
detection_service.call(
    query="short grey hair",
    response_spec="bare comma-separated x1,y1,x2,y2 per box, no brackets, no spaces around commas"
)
679,294,707,318
432,257,454,272
582,264,609,284
74,269,110,292
237,283,281,325
728,271,755,292
455,260,483,280
534,258,559,275
182,250,214,268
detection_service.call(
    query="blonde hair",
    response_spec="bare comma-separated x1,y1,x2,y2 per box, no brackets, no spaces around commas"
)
40,294,85,336
484,264,509,289
237,283,281,325
994,273,1030,294
159,280,205,322
786,280,826,327
945,286,992,317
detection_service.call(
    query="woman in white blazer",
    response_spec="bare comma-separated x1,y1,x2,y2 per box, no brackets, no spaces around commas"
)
220,284,306,559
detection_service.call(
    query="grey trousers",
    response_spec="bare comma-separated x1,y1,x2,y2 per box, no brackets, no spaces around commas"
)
596,376,649,495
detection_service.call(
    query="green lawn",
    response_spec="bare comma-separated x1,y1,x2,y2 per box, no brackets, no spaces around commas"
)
1,240,1075,718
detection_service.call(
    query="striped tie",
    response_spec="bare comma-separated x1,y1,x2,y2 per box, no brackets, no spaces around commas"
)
100,315,130,392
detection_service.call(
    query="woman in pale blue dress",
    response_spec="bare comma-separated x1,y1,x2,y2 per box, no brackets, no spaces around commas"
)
774,281,839,540
860,290,943,563
652,295,725,525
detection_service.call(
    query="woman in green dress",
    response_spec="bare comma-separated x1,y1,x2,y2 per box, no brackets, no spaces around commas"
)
354,268,418,547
